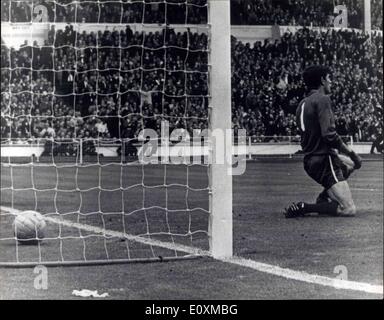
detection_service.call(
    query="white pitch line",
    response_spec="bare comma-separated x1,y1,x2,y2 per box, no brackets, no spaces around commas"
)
220,256,383,295
350,188,382,192
1,206,383,296
303,186,381,192
0,206,206,257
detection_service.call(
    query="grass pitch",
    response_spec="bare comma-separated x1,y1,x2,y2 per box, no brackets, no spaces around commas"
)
0,157,382,299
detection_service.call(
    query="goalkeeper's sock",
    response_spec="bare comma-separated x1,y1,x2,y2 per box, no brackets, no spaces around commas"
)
316,189,330,203
303,201,339,216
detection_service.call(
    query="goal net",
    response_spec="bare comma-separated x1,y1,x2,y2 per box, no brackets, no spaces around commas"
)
0,0,233,267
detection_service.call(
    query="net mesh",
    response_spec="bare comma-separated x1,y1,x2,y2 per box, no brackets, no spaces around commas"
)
0,0,212,266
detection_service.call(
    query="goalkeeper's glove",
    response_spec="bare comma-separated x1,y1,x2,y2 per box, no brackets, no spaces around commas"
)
348,150,363,170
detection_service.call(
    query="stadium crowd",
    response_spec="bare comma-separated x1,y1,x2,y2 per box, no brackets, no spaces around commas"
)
1,0,208,24
231,0,382,30
1,25,209,148
2,0,382,30
2,25,382,146
231,28,382,143
1,1,383,152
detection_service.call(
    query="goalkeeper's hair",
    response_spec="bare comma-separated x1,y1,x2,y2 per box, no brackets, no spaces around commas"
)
302,65,331,90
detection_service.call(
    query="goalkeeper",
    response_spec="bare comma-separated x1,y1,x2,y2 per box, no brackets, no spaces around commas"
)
284,66,363,218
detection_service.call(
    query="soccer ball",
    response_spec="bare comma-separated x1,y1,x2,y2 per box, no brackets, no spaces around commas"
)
13,210,46,245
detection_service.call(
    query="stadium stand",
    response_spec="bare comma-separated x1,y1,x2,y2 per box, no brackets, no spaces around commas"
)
371,0,383,29
231,0,382,30
231,28,383,143
2,1,382,29
1,1,382,149
1,25,209,143
3,0,208,24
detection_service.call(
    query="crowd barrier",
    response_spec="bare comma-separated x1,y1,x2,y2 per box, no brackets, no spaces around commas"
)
0,137,375,161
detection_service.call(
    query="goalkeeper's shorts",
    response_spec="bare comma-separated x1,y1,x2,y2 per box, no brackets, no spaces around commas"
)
303,154,347,190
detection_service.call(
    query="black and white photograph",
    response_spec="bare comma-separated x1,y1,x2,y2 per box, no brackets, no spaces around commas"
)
0,0,383,305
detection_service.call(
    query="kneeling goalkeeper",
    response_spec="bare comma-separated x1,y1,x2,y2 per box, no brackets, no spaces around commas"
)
285,66,362,218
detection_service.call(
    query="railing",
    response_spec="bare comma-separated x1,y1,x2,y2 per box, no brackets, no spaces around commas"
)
1,135,367,163
246,135,353,144
0,138,122,163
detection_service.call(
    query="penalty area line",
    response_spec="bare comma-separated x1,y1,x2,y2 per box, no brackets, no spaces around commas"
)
1,206,382,296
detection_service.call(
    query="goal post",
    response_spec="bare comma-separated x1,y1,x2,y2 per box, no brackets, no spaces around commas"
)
364,0,371,34
208,0,233,258
0,0,234,266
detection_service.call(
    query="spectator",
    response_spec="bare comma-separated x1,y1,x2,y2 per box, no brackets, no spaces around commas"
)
3,0,208,25
370,126,383,154
229,0,369,29
40,122,55,138
1,17,382,150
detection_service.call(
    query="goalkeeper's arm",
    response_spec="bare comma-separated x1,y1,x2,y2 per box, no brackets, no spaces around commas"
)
323,133,362,169
317,97,362,169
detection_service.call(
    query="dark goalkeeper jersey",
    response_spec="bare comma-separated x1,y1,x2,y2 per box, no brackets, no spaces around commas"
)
296,90,340,156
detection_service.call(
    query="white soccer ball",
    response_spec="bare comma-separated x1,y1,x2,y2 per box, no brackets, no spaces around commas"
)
13,210,47,245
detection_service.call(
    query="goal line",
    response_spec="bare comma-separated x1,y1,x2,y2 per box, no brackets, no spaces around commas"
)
1,206,382,296
0,205,207,267
1,0,233,265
